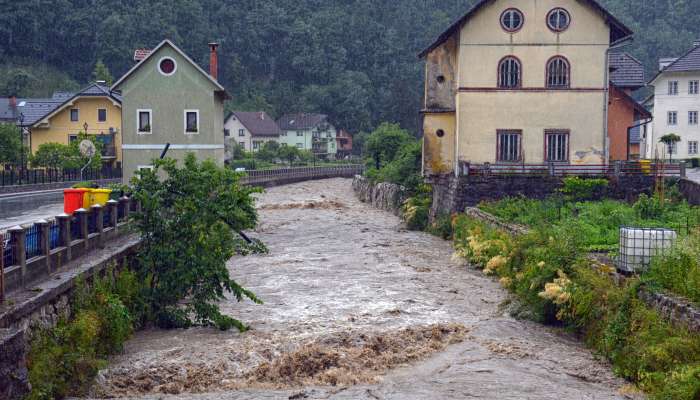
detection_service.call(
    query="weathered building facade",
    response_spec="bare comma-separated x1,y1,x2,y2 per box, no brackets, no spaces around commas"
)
420,0,632,175
112,40,229,182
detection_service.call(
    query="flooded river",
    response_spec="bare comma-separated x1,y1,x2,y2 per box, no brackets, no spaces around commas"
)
89,178,636,399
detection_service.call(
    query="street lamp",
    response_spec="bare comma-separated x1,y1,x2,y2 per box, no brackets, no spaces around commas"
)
17,112,25,173
83,122,89,133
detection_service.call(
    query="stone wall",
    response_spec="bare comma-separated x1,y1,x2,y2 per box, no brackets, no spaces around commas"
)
679,178,700,205
429,173,658,215
639,288,700,333
352,175,407,215
0,329,28,400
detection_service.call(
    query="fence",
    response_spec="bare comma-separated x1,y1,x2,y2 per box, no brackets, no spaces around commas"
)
0,167,122,187
462,162,685,178
0,197,134,302
241,165,364,186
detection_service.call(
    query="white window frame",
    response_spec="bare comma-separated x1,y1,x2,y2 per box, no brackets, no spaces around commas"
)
137,109,152,135
184,109,200,135
668,111,678,126
137,165,154,172
157,56,177,76
689,141,698,155
690,80,699,95
668,81,679,95
297,131,304,137
239,128,245,137
689,111,699,125
97,108,107,123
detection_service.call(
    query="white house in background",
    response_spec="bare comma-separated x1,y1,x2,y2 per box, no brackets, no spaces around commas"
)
224,111,281,161
648,40,700,160
276,113,337,157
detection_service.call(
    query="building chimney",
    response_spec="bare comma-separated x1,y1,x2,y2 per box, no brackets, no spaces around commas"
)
260,112,264,120
9,95,16,109
208,42,219,81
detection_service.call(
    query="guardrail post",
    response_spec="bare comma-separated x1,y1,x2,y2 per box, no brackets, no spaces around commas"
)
680,162,687,178
76,208,89,251
57,213,72,260
36,219,51,274
119,196,130,221
92,204,104,249
107,199,118,229
8,226,26,286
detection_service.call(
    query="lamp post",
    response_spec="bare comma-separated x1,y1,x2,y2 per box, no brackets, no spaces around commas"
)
17,112,25,177
83,122,89,134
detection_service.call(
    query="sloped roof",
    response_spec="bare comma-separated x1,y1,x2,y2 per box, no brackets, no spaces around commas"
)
418,0,633,58
227,111,282,137
650,44,700,84
277,113,329,131
112,39,229,99
609,51,645,89
20,83,121,127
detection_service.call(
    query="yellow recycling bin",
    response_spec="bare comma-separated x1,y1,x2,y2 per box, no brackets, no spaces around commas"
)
83,189,113,208
639,159,652,175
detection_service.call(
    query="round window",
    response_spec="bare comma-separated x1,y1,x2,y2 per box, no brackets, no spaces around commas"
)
436,129,445,138
500,8,524,32
547,8,570,32
158,57,177,75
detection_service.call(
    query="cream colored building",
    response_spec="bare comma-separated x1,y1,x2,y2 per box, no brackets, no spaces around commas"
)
420,0,633,175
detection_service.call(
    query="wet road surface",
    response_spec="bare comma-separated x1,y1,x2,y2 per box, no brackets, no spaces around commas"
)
89,178,636,400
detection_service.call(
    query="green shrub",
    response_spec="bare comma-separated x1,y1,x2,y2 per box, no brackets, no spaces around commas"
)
560,177,609,201
645,235,700,305
428,214,454,240
402,185,432,231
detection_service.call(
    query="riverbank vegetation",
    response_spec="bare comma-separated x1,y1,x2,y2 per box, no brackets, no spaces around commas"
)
451,214,700,399
362,122,422,191
25,155,267,399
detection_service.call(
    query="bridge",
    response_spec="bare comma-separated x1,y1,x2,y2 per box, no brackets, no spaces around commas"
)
1,170,632,399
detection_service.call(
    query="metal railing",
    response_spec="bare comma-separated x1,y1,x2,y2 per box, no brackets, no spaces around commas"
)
0,167,122,187
462,162,685,178
0,197,134,302
241,165,364,185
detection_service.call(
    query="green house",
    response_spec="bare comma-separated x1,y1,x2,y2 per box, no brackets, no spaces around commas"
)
112,39,230,182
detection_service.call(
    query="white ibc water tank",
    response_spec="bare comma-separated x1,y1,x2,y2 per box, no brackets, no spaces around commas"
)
618,228,677,273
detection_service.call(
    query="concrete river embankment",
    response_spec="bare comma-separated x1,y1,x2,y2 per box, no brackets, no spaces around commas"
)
87,178,635,400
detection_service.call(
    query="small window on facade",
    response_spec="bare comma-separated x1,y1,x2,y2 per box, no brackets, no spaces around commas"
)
547,8,570,32
297,131,304,137
68,134,78,143
138,110,152,133
296,143,304,148
690,80,700,95
498,57,521,88
70,109,79,122
690,111,699,125
689,141,699,155
253,141,261,150
667,142,677,155
546,57,570,88
545,131,569,162
97,109,107,122
158,57,176,75
239,142,245,148
669,81,679,95
500,8,524,32
497,130,522,162
668,111,678,125
224,129,230,137
237,129,244,137
185,111,199,133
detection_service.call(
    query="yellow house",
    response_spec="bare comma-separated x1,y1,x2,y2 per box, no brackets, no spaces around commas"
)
419,0,633,176
22,82,123,168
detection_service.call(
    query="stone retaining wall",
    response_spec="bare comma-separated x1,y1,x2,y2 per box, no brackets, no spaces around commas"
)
352,175,407,215
679,178,700,205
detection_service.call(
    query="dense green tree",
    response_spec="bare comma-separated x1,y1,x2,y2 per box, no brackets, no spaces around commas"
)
131,154,261,331
30,142,73,169
364,122,413,169
0,123,22,164
278,145,300,166
91,59,114,85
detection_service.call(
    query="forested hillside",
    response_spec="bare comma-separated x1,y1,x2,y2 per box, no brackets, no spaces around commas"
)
1,0,698,134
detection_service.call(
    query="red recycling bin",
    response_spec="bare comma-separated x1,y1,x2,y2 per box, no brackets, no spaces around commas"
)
64,188,89,214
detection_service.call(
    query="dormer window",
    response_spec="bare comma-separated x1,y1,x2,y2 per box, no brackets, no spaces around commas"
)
547,8,570,32
158,57,177,76
500,8,524,32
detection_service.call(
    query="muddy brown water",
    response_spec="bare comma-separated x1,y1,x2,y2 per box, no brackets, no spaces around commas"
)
87,178,639,400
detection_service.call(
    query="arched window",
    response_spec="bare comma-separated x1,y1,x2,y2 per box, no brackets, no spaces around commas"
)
546,57,570,88
498,57,521,88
